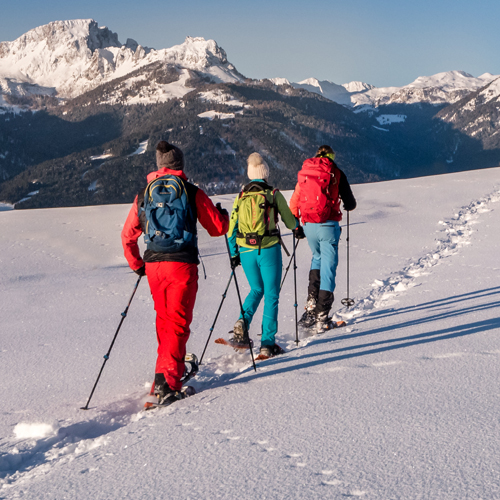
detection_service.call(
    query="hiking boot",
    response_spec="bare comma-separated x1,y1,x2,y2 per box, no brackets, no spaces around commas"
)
232,319,246,343
299,309,316,328
158,388,189,406
153,373,171,398
260,344,285,358
315,311,330,334
298,293,317,327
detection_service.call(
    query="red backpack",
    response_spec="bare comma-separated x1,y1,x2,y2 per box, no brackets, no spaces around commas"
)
298,157,340,223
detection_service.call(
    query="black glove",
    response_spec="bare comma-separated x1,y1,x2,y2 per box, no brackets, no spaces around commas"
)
134,265,146,277
230,255,241,269
216,202,229,217
293,225,306,240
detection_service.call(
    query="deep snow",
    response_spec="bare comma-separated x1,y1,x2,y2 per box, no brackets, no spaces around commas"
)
1,168,500,499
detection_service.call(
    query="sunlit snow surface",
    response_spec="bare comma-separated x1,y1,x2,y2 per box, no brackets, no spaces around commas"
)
1,168,500,499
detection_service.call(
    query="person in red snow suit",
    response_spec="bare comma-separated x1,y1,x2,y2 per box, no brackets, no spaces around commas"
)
290,145,356,333
121,141,229,404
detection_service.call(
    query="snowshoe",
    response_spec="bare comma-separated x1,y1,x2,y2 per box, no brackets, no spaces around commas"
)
144,353,199,410
144,386,196,411
215,335,254,351
299,310,316,328
255,343,285,361
315,317,346,334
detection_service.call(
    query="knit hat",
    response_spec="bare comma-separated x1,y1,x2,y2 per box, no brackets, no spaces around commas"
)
156,141,184,170
247,152,269,180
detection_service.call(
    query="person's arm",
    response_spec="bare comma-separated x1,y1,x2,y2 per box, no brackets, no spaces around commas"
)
195,189,230,236
338,169,357,211
227,197,240,257
289,183,301,219
275,191,299,230
121,196,144,271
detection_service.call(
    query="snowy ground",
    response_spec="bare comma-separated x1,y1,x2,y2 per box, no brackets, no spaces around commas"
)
1,168,500,499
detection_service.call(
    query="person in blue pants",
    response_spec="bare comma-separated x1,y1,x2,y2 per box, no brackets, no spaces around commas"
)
290,145,356,333
227,153,299,357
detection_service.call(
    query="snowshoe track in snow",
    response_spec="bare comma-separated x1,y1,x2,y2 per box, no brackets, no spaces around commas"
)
339,189,500,320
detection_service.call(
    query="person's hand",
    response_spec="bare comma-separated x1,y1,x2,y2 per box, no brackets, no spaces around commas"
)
293,225,306,240
216,202,229,217
134,265,146,277
230,255,241,269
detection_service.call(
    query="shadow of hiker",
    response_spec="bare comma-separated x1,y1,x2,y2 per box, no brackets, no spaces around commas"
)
225,316,500,386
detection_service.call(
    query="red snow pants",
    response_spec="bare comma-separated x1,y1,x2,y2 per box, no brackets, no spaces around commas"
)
145,261,198,391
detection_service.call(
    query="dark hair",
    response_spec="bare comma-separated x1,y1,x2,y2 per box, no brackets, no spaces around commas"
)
156,141,174,154
315,144,334,158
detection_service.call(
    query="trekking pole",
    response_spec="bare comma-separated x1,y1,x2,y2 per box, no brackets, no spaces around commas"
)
280,239,300,292
341,211,355,308
81,275,143,410
292,232,299,345
199,271,234,365
223,234,257,372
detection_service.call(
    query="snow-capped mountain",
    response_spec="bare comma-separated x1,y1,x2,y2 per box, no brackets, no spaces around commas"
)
436,76,500,152
0,19,243,103
291,78,352,106
270,70,500,109
360,71,499,107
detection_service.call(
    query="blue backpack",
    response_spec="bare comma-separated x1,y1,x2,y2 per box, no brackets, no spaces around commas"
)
142,175,196,253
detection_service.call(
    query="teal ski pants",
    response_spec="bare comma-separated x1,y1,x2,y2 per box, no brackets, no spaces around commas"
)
238,244,282,346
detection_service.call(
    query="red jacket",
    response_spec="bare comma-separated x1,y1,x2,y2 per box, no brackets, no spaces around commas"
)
121,167,229,270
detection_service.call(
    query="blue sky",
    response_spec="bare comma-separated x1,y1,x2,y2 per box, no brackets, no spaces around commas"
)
1,0,499,87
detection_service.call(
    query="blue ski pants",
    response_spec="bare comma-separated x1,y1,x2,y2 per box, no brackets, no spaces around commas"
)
303,221,341,293
238,244,282,346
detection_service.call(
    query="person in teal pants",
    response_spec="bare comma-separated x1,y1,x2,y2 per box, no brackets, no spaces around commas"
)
228,152,300,357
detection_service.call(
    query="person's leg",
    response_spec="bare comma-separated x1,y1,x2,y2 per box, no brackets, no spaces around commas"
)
318,222,341,295
236,249,264,331
258,245,282,346
147,261,198,392
303,222,322,307
315,222,341,329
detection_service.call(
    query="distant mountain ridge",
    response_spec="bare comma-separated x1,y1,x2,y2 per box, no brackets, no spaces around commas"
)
0,19,499,210
1,19,498,112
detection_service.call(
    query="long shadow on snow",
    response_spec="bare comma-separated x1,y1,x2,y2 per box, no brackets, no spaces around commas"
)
227,317,500,385
353,286,500,325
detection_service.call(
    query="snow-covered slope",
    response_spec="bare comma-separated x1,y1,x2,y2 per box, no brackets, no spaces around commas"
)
1,168,500,498
0,19,243,103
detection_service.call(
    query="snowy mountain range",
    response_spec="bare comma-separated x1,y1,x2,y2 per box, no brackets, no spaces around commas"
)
1,19,499,112
0,19,243,104
1,19,500,209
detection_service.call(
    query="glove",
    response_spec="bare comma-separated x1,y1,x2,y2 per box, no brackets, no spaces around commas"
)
216,202,229,217
293,225,306,240
230,255,241,269
133,265,146,277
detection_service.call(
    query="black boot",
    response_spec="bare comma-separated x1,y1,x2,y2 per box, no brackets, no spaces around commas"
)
300,270,321,327
315,290,334,333
154,373,173,399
